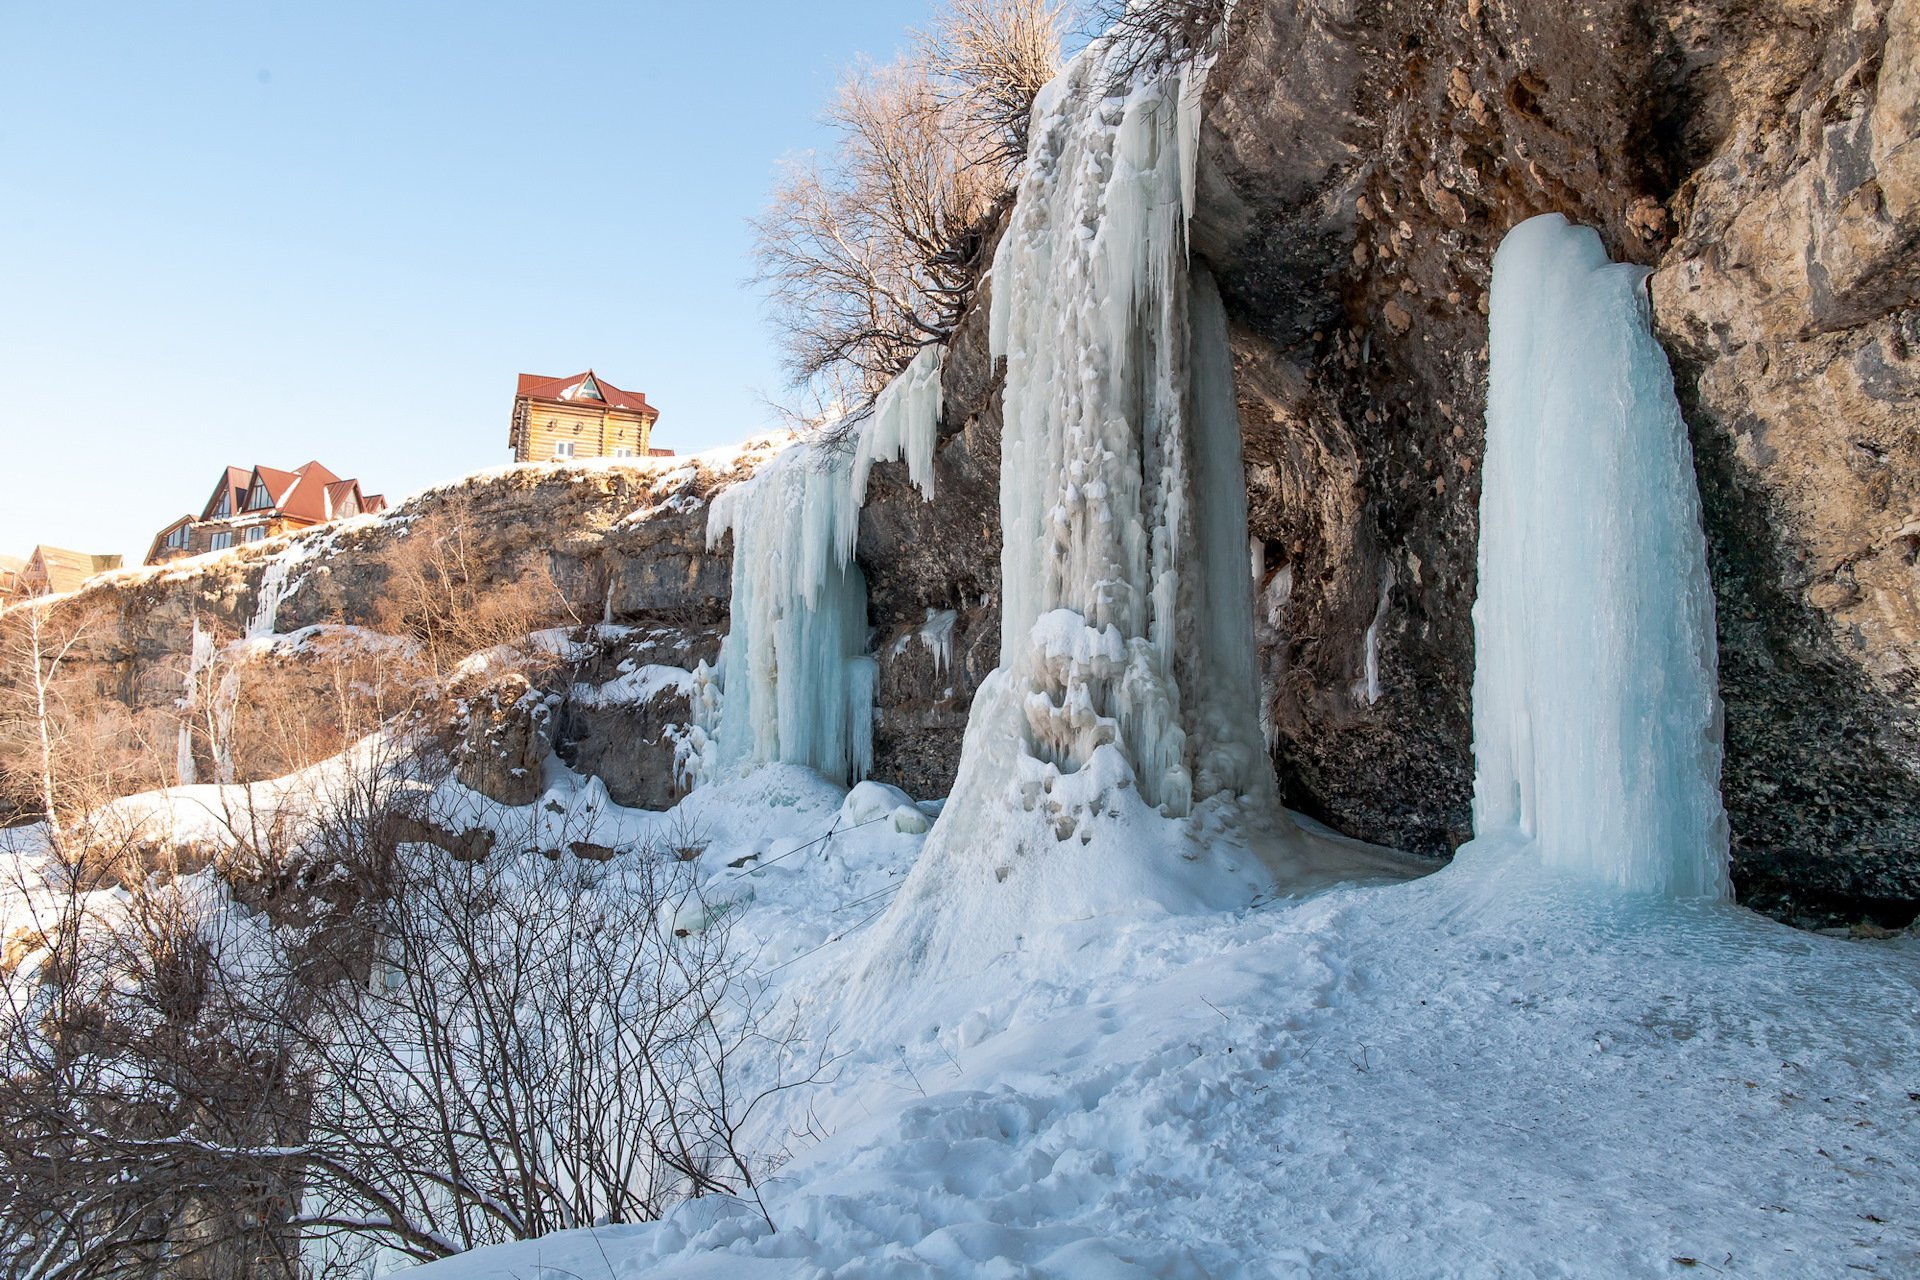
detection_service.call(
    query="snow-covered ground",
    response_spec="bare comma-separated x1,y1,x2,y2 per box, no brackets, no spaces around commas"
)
390,769,1920,1280
7,754,1915,1277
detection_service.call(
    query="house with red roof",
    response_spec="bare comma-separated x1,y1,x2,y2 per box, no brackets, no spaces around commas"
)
510,370,666,463
145,461,385,565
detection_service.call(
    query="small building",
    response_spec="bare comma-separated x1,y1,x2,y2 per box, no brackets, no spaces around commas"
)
510,370,665,463
146,461,385,566
0,555,26,604
11,546,124,598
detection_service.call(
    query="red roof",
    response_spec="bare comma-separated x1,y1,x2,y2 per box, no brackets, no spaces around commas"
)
516,370,657,417
201,467,252,520
196,461,373,526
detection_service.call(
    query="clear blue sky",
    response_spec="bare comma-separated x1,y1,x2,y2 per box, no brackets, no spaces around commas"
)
0,0,937,563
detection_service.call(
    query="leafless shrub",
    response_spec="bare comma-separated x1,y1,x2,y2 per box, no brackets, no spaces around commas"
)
373,508,579,682
0,732,824,1274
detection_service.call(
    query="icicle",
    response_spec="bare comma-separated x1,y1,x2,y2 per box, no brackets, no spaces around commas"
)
704,442,873,784
852,343,945,505
245,542,308,639
175,617,214,785
918,608,958,678
1471,213,1730,899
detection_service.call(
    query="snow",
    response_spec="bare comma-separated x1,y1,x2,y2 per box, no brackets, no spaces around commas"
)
399,805,1920,1280
1471,213,1730,899
570,663,697,710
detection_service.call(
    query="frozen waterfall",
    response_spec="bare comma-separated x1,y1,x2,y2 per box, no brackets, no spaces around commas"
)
857,34,1297,980
705,445,875,785
1470,213,1730,899
701,350,946,785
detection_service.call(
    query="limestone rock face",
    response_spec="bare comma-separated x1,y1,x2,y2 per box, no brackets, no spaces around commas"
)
857,286,1006,800
1651,0,1920,916
10,456,755,814
1187,0,1920,920
451,672,551,808
553,626,721,811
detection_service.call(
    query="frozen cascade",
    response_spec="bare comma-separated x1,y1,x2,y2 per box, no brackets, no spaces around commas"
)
175,618,215,785
701,344,945,786
855,35,1317,984
705,443,875,785
245,543,307,639
1468,213,1730,899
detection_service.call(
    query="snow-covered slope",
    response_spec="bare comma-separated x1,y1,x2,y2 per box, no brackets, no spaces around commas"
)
406,788,1920,1278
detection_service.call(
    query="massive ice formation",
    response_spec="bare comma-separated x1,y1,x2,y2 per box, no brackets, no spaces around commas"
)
1472,213,1731,899
862,35,1288,976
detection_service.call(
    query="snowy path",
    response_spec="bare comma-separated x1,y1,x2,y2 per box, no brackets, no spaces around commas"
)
414,827,1920,1280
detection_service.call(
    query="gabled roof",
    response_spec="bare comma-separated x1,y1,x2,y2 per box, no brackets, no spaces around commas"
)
516,370,657,417
29,546,123,595
270,461,342,522
201,467,251,520
143,516,197,565
192,461,373,528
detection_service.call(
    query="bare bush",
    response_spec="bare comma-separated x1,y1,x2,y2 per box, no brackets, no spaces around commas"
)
1085,0,1232,85
0,732,820,1275
373,509,578,682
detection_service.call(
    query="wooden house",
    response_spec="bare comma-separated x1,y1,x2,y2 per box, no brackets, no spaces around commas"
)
146,461,385,565
12,546,124,598
509,370,665,463
0,555,26,605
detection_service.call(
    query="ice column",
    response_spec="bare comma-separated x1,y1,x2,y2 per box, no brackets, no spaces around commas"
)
855,37,1283,982
983,42,1273,816
705,444,876,784
1473,213,1730,899
175,618,215,785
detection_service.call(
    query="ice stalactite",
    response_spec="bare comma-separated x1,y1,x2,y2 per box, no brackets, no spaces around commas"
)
860,36,1295,980
853,343,944,503
706,445,872,784
701,344,945,787
245,542,307,639
175,618,214,785
1469,213,1730,899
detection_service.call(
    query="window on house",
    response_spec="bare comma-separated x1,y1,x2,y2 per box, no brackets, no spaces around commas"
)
214,492,231,517
166,525,190,549
247,481,271,510
211,531,234,551
245,526,266,543
338,495,357,516
613,446,635,458
553,441,576,459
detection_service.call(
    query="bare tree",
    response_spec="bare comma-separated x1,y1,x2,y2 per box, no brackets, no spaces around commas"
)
1084,0,1231,85
752,0,1066,415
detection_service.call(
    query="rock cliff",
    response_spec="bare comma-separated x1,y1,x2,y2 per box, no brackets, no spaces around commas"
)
857,0,1920,925
12,1,1916,927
